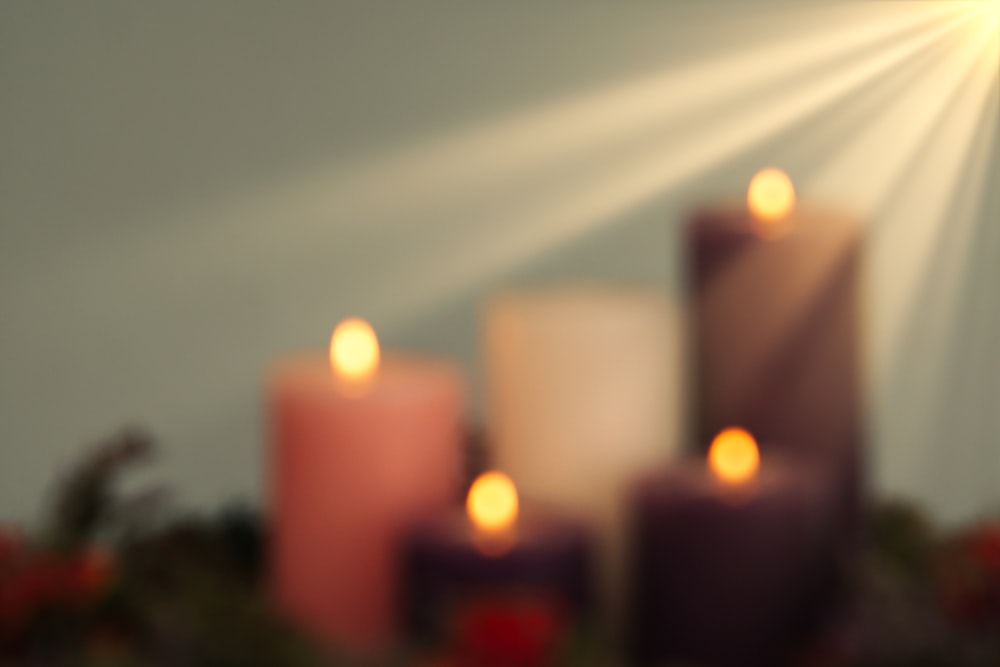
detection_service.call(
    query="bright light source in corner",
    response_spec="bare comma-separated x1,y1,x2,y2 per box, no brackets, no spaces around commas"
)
972,1,1000,52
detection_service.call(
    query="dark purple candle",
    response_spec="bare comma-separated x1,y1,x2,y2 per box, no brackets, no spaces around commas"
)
399,472,595,658
687,178,866,540
626,430,836,667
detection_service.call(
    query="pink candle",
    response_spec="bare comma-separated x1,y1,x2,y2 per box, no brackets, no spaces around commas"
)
269,319,465,656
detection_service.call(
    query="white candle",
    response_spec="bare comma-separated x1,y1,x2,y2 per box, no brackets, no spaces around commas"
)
482,286,682,619
269,319,465,656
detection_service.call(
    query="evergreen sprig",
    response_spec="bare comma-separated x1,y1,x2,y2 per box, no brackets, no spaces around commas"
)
40,428,156,554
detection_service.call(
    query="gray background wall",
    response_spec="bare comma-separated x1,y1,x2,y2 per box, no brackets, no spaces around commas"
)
1,1,997,525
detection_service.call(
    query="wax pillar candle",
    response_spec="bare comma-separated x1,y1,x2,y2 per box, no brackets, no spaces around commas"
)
687,171,866,537
399,472,595,661
627,429,835,667
269,319,464,656
483,286,681,617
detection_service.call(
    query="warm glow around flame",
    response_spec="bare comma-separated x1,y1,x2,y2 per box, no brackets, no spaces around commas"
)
708,427,760,484
329,318,380,382
748,168,796,236
467,471,519,532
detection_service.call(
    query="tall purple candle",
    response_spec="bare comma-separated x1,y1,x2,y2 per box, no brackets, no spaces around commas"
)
687,170,867,539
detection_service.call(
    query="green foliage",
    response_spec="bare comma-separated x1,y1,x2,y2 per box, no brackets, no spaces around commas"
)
40,429,155,554
2,432,999,667
865,498,938,581
2,432,327,667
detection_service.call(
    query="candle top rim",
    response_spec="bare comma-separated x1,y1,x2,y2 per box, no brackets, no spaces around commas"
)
633,455,828,505
268,352,462,396
407,504,592,552
688,202,862,237
487,284,673,309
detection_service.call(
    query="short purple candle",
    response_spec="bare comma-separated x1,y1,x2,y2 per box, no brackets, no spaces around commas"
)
399,472,595,651
626,431,836,667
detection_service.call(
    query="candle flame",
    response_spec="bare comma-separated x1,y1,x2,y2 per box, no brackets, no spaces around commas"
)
708,427,760,484
748,168,795,237
467,471,518,533
329,318,380,382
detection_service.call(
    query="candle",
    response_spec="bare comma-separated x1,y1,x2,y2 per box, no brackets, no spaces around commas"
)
687,170,866,539
626,429,835,667
269,319,464,656
483,286,681,620
399,471,595,661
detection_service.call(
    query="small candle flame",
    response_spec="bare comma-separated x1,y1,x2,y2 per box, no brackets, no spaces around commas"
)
708,427,760,484
748,168,795,237
329,318,380,382
467,471,518,533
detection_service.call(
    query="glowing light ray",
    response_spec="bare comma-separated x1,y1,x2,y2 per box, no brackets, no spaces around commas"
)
920,115,1000,520
879,61,999,396
924,72,1000,516
854,31,997,389
4,0,962,287
803,13,994,218
772,18,969,171
872,55,1000,502
112,2,972,301
366,11,981,325
3,1,977,321
912,120,1000,522
256,0,970,235
901,87,998,388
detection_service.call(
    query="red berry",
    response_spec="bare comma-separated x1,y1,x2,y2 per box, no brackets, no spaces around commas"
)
971,523,1000,572
0,556,60,628
66,549,113,602
455,599,565,667
0,528,25,570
